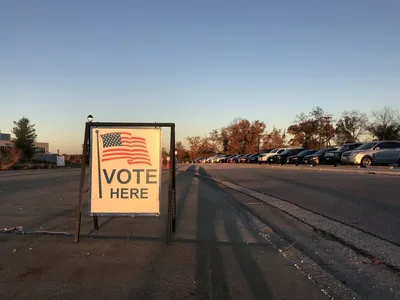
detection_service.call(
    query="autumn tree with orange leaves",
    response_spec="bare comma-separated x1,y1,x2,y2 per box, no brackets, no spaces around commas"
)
181,106,400,159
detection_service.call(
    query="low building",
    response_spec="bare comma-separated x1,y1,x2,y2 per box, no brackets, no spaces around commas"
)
0,133,13,151
0,132,49,153
34,142,49,153
0,133,11,141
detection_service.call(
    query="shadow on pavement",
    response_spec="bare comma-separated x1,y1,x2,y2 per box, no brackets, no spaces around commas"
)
128,166,197,297
195,166,272,299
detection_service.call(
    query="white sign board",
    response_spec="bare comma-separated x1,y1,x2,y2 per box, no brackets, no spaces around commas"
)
57,156,65,167
89,127,161,216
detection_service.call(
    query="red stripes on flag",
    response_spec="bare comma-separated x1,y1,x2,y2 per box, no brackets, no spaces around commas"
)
101,132,152,165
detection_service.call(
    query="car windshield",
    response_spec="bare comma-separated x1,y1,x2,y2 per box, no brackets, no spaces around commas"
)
279,150,291,155
355,142,378,150
269,148,278,153
336,145,350,151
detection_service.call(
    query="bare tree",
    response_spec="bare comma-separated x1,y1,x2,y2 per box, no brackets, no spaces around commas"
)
263,127,286,149
250,120,267,153
185,136,217,158
367,106,400,140
175,141,189,162
227,118,252,153
335,110,369,144
209,127,230,153
185,136,202,158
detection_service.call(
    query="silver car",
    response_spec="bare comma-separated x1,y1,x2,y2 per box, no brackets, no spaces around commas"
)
347,140,400,167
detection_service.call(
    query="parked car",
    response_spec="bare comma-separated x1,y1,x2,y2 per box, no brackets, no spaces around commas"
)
205,156,215,163
214,154,229,163
346,140,400,167
227,154,240,163
324,142,363,165
303,147,337,165
267,147,307,164
245,153,259,163
258,148,288,163
232,154,247,163
220,154,235,163
248,153,261,164
285,149,317,164
238,153,253,163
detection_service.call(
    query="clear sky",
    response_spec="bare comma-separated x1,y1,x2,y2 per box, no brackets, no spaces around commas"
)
1,0,399,154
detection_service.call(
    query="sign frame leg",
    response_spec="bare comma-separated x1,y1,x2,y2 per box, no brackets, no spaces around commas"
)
171,126,177,233
166,124,176,245
93,216,99,231
74,123,90,243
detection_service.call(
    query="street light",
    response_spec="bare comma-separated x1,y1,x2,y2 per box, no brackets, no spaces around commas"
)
85,115,93,164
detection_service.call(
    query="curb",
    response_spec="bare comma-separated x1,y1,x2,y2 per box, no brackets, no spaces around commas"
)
261,164,400,176
187,169,360,300
189,170,400,272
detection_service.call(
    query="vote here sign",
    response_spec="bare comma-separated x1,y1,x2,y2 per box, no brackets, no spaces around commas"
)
89,127,162,215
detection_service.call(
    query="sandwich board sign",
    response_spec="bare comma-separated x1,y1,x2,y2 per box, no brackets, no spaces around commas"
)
74,121,176,245
89,127,162,216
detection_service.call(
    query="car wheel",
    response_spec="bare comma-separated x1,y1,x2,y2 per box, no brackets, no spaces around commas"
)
360,156,372,168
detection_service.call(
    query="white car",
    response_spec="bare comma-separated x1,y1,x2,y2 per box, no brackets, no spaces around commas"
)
258,148,288,163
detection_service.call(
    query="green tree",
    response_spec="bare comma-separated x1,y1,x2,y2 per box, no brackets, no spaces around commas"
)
11,117,38,162
287,107,335,148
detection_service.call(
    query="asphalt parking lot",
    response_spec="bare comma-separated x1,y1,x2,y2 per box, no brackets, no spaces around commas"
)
0,167,333,300
191,164,400,245
0,164,399,299
181,163,400,300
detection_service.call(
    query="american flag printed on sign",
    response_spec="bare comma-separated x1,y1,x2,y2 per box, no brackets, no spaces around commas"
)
100,132,152,166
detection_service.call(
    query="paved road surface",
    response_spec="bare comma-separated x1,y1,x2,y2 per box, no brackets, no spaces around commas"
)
0,168,328,299
193,164,400,246
180,164,400,300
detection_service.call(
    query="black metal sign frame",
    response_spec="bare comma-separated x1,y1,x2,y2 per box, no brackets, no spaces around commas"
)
73,122,176,245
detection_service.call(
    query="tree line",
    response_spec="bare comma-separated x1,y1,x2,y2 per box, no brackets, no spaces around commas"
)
176,106,400,161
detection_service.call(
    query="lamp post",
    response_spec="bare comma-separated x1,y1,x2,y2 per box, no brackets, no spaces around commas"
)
85,115,93,164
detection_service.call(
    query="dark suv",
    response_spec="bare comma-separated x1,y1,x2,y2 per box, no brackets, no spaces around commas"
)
303,147,337,165
267,148,307,164
324,142,363,165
